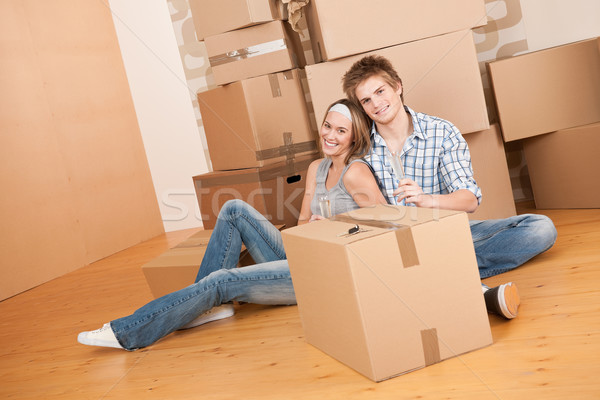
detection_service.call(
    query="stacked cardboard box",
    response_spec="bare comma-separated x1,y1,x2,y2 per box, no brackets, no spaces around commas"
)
192,154,314,229
190,0,288,41
304,0,490,135
488,37,600,208
465,124,516,220
197,69,317,171
190,0,320,228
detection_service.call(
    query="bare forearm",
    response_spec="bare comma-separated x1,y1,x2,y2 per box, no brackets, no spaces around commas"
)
416,189,478,213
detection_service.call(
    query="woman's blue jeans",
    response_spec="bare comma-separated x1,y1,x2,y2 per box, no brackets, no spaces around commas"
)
111,200,556,350
111,200,295,350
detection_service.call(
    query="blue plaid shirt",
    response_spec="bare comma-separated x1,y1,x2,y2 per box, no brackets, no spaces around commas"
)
366,106,482,206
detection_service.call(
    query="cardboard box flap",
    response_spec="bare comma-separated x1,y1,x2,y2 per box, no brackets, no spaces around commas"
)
337,204,461,227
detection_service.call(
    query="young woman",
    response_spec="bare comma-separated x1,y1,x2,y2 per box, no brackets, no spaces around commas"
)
77,99,388,350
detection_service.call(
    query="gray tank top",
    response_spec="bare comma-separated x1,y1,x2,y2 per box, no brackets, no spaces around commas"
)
310,158,369,217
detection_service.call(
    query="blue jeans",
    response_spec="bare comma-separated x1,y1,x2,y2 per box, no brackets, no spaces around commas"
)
111,200,295,350
111,201,556,350
471,214,557,278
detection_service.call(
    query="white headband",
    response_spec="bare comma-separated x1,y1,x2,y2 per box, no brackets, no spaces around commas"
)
328,103,353,122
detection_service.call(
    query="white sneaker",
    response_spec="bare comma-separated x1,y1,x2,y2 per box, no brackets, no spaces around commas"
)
179,304,235,330
77,323,124,349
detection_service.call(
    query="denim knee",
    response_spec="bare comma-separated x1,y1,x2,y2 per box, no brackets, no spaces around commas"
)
528,214,557,252
221,199,244,216
521,214,557,253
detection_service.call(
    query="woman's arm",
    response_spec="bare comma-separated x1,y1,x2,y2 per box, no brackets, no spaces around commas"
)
343,162,388,207
297,159,322,225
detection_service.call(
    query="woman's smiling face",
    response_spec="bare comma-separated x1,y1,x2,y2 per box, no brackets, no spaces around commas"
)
320,110,353,159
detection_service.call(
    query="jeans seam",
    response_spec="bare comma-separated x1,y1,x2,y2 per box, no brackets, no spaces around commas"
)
472,222,517,243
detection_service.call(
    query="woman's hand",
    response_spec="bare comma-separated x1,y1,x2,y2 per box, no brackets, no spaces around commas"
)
309,214,326,223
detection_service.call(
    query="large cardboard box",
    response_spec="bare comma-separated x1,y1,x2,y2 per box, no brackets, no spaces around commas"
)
204,21,306,86
487,37,600,142
190,0,287,41
198,69,318,171
523,122,600,209
306,0,486,62
465,124,517,220
306,30,489,135
193,154,317,229
282,205,492,382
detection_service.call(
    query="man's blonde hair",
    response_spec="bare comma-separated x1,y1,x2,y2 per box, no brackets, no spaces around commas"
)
342,55,404,106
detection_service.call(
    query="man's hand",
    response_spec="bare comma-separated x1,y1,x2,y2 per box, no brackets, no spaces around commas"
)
393,178,434,208
393,181,478,212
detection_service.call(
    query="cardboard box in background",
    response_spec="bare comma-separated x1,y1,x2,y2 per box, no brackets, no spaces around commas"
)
142,230,213,298
523,122,600,209
204,21,306,86
282,205,492,382
198,69,318,171
487,37,600,142
306,30,489,135
193,154,317,230
189,0,287,41
306,0,486,62
142,230,258,298
465,124,517,220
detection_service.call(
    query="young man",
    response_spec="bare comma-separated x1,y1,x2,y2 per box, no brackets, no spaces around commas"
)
342,55,557,319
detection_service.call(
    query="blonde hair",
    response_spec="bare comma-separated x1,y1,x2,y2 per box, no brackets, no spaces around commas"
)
342,55,404,106
320,98,371,165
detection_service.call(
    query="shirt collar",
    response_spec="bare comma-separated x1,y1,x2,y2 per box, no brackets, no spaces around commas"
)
370,105,427,142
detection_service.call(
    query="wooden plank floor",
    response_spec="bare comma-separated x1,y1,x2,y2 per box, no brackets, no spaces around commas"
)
1,204,599,399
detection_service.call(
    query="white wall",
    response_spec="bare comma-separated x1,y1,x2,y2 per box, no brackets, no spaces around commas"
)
108,0,209,232
521,0,600,52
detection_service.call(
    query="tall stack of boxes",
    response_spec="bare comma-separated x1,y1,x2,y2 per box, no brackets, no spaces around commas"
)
302,0,516,220
189,0,320,229
487,37,600,209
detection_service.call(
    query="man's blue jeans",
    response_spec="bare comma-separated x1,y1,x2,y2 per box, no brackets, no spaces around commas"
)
111,200,556,350
471,214,557,278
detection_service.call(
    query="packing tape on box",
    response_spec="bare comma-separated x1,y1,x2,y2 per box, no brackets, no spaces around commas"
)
268,70,295,98
331,213,420,268
255,132,318,161
209,39,287,67
421,328,441,366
